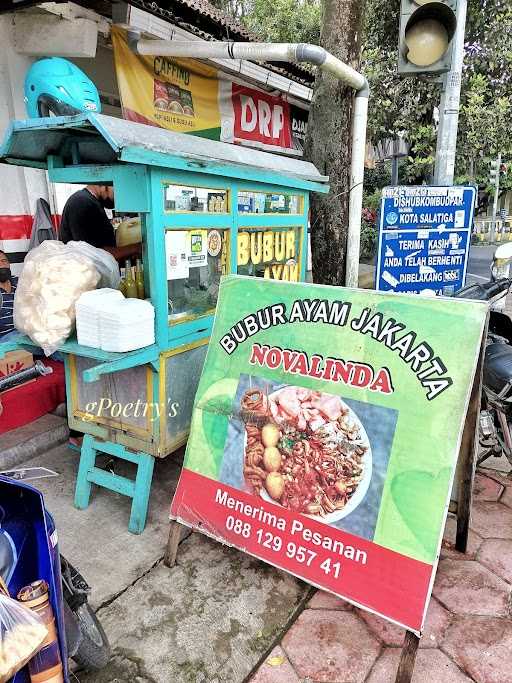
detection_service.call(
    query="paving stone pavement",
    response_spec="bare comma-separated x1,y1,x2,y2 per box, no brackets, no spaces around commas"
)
250,469,512,683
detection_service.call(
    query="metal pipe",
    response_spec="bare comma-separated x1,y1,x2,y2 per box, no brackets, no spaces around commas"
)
346,86,369,289
491,153,502,244
131,35,369,287
0,360,53,393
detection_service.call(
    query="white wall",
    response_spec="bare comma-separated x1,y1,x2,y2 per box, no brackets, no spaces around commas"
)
0,14,50,275
72,43,122,117
0,15,50,218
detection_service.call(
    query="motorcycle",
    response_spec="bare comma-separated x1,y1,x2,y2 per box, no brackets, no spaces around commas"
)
456,246,512,467
0,352,110,678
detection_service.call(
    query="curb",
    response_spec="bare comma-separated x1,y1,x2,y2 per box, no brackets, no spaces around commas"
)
0,416,68,470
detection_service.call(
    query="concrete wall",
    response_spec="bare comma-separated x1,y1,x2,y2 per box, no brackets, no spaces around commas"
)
0,16,119,268
0,14,50,274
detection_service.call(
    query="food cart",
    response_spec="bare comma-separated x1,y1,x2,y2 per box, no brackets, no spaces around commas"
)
0,112,329,532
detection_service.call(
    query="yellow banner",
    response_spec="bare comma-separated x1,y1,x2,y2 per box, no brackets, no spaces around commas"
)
112,27,221,137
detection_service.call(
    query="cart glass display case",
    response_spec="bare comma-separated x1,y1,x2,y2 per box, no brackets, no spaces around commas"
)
164,183,229,214
237,190,303,215
165,226,229,320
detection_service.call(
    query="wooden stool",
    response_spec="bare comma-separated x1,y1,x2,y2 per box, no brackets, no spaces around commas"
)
74,434,155,534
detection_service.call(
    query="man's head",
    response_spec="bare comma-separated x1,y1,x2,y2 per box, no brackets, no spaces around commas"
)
87,184,115,210
0,251,11,283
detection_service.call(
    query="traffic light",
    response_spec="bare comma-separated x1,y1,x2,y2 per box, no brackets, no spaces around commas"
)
398,1,458,76
490,158,500,185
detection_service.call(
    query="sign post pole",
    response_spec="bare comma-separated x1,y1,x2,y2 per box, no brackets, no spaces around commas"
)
164,521,191,568
433,0,468,186
395,631,421,683
454,333,486,552
490,153,502,245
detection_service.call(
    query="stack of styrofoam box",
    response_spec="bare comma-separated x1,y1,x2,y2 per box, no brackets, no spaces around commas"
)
76,289,123,348
100,298,155,352
76,289,155,352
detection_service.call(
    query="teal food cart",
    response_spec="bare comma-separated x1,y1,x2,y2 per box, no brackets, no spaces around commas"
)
0,113,329,532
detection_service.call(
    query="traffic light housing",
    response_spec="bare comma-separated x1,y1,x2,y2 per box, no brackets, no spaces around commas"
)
398,1,458,76
490,159,500,184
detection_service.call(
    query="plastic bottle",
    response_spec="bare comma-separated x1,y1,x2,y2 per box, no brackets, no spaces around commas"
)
18,580,64,683
135,259,145,300
125,259,137,299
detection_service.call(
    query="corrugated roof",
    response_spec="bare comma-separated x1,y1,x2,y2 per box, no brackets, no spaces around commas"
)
76,0,315,86
156,0,253,39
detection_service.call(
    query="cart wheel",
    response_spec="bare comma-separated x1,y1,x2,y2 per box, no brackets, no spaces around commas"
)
72,602,111,671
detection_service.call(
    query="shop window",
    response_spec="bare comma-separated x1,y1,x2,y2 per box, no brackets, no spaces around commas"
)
164,184,228,213
237,227,302,282
237,191,302,215
166,228,229,320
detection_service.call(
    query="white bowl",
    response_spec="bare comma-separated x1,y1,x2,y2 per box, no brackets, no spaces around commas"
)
247,386,372,526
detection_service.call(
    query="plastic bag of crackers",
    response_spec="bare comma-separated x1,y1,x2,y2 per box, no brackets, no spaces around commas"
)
0,589,47,683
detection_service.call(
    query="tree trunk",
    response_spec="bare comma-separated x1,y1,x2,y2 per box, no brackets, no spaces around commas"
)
468,156,474,181
305,0,367,285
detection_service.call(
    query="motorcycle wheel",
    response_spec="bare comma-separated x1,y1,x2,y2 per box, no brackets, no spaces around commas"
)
72,602,111,671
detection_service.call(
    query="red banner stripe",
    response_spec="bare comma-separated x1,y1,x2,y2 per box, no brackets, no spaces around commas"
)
0,214,61,242
0,215,33,240
171,469,432,633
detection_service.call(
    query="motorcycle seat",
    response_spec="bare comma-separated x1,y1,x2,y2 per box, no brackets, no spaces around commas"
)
484,343,512,394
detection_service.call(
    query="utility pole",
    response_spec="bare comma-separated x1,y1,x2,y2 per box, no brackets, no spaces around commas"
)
433,0,468,186
490,153,502,243
391,138,400,185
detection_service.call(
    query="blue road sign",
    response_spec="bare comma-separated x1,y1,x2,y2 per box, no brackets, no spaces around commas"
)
376,185,477,296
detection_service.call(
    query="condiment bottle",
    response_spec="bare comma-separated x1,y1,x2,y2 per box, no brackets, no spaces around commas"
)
119,267,127,296
18,580,64,683
135,258,145,299
124,259,138,299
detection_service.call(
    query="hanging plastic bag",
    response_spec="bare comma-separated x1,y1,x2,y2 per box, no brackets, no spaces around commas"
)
0,590,48,683
14,241,102,356
66,241,120,290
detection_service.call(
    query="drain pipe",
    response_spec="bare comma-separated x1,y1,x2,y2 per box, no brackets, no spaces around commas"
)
129,36,369,288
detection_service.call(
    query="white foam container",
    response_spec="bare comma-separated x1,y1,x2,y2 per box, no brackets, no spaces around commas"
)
99,298,155,352
76,288,124,348
76,289,155,352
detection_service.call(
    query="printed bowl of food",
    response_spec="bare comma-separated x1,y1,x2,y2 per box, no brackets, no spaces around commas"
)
242,385,372,524
154,97,169,111
168,100,184,114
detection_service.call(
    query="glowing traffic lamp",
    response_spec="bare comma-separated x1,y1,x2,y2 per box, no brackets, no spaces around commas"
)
398,1,458,75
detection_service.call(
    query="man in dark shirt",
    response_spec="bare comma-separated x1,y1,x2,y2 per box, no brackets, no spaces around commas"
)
0,251,18,340
60,185,141,261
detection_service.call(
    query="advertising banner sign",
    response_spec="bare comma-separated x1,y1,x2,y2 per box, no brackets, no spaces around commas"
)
171,276,487,634
112,28,308,155
112,27,222,138
376,186,477,296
